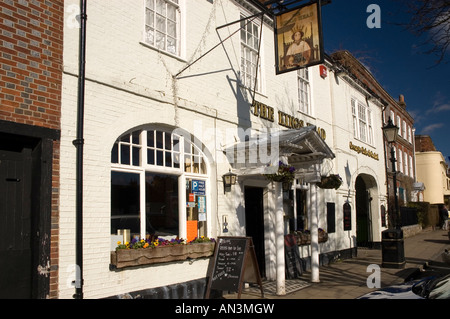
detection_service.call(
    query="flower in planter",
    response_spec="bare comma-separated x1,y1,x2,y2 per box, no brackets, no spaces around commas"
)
189,236,215,244
116,241,129,250
116,235,215,251
264,161,296,183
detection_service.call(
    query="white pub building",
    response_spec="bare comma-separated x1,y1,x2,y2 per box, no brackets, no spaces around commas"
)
59,0,390,298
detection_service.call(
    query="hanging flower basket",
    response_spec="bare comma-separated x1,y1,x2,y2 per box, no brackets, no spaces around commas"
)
264,161,295,184
317,174,343,190
110,237,215,269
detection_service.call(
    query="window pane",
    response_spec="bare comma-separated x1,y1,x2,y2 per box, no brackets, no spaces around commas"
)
200,157,207,175
111,172,140,236
145,9,154,27
241,16,261,91
148,149,155,165
132,146,140,166
120,144,130,165
167,37,176,54
173,152,180,168
111,143,119,163
132,131,141,144
165,151,172,167
145,0,179,56
146,0,155,10
163,132,170,150
167,5,176,21
156,15,166,32
184,139,191,155
145,173,179,238
167,20,176,37
155,31,165,50
173,135,180,152
193,156,200,174
186,179,207,239
156,0,166,15
156,131,163,149
147,130,154,147
145,26,154,45
184,155,191,173
156,150,164,166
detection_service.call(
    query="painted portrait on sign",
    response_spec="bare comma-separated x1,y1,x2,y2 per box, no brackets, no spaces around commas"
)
275,2,324,74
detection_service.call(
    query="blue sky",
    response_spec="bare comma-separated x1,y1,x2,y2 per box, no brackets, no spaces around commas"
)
320,0,450,162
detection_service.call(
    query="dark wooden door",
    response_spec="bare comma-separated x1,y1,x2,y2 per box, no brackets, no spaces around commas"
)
244,187,265,278
356,176,371,247
0,147,33,298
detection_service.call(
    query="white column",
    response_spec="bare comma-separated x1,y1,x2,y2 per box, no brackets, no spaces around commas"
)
178,174,187,240
310,182,320,283
275,182,285,295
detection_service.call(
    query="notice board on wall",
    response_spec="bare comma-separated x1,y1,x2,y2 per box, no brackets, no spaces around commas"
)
205,237,263,299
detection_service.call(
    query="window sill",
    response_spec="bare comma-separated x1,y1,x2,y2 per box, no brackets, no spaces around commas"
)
139,41,187,64
110,242,215,270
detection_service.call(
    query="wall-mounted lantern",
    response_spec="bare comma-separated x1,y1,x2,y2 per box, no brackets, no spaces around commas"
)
222,169,237,194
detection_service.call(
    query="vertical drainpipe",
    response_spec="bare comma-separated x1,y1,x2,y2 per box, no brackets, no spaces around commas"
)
73,0,87,300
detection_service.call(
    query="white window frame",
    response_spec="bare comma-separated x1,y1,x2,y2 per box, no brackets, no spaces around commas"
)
402,120,407,139
240,12,263,93
398,148,403,174
297,68,311,115
404,151,408,176
111,128,210,241
143,0,182,57
351,97,374,145
409,155,413,177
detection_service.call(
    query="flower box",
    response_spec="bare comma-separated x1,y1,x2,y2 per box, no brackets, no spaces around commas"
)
110,242,215,269
294,230,328,246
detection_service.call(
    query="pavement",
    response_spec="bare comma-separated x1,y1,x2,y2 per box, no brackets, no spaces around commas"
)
222,227,450,299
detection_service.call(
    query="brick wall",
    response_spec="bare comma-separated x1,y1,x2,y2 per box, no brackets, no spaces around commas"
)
1,0,63,298
415,135,437,152
0,0,63,129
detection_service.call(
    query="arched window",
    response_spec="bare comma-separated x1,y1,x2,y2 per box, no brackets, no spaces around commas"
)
111,128,209,243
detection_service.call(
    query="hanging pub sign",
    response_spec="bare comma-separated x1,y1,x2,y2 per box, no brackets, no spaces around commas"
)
274,1,324,74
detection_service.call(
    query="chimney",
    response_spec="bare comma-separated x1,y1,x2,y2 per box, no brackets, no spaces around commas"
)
398,94,406,108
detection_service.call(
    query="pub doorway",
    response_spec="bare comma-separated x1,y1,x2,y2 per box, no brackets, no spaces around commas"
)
355,175,373,247
244,186,266,278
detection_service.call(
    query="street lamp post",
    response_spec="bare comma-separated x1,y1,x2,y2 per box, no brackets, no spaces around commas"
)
383,117,400,228
381,117,405,269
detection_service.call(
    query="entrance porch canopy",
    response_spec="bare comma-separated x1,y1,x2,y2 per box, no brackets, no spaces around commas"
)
223,126,335,181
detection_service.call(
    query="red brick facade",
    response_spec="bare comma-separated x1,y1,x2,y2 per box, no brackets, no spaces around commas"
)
1,0,63,298
0,0,62,128
415,135,437,152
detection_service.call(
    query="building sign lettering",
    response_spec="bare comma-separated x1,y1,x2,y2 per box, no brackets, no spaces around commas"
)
251,100,326,141
349,142,379,160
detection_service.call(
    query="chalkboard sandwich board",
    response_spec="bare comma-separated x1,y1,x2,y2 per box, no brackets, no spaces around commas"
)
205,236,263,299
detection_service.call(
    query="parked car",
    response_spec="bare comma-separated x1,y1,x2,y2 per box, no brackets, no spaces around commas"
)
358,273,450,299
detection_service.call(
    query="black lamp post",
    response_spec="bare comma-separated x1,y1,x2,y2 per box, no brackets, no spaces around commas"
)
383,117,400,229
381,117,405,268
